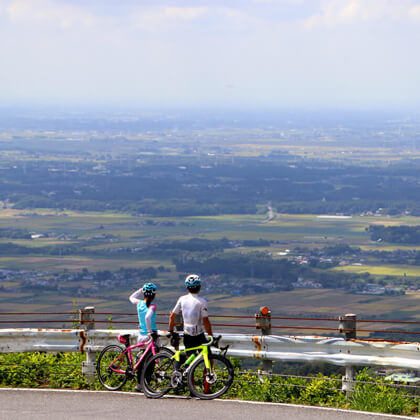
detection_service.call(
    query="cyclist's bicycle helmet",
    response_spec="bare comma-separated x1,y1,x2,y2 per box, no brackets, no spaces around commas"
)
185,274,201,288
142,282,157,296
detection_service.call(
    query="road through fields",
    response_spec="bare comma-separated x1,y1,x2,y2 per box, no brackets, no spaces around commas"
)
0,389,412,420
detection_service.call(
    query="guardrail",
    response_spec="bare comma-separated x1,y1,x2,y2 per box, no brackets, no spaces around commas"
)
0,306,419,394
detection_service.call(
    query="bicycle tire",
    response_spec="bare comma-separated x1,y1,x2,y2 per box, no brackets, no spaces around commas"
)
97,344,130,391
187,354,234,399
135,346,174,385
140,352,176,398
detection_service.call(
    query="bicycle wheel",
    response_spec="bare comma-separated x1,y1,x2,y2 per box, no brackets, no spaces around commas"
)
97,344,130,391
136,346,174,386
141,352,176,398
188,354,234,399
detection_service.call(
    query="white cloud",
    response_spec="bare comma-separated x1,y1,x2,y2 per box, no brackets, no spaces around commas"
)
409,4,420,21
251,0,304,4
215,7,262,31
6,0,95,29
164,7,207,20
0,0,419,108
130,6,208,31
129,5,261,33
304,0,420,28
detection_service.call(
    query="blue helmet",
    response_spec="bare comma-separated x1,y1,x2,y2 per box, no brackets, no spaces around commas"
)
142,282,157,296
185,274,201,288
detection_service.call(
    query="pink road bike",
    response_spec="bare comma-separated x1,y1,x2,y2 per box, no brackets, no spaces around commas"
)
96,334,173,391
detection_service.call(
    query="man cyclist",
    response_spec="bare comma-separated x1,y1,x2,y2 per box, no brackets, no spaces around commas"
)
168,274,213,351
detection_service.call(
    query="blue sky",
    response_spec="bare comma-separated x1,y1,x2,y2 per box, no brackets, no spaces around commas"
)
1,0,420,110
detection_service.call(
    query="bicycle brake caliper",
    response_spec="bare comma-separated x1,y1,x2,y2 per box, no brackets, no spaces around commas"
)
206,373,217,384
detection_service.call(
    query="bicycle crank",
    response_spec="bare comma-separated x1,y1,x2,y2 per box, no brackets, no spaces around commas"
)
170,371,183,388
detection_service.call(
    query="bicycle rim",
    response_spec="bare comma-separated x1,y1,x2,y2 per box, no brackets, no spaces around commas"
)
97,345,129,391
141,353,175,398
188,354,234,399
136,346,174,383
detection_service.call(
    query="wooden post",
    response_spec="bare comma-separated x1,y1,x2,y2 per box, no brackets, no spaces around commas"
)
256,306,272,374
80,306,96,382
79,306,95,331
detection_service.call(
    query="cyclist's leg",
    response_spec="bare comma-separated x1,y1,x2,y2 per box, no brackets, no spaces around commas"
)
183,333,208,396
134,335,149,391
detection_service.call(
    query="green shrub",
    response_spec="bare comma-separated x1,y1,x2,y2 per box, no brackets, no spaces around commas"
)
0,352,91,389
0,353,418,417
299,375,346,407
350,369,416,416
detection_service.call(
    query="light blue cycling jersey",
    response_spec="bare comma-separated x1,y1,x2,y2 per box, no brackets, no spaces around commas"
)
137,301,157,336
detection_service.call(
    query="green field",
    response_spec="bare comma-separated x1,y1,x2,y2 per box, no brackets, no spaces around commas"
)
333,265,420,277
1,208,419,272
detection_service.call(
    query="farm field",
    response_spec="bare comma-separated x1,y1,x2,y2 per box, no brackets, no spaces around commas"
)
210,289,420,337
212,288,420,319
1,208,419,272
0,207,419,328
333,264,420,278
2,208,419,253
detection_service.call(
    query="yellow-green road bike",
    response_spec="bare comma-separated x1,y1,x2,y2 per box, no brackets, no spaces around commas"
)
141,335,234,400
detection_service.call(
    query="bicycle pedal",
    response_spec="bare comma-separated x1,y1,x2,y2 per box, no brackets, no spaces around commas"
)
125,367,135,380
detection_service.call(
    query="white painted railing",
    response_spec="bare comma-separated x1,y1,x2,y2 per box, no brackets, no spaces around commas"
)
1,328,419,368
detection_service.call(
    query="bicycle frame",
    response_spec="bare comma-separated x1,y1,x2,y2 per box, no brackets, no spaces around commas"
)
110,338,157,374
171,336,214,373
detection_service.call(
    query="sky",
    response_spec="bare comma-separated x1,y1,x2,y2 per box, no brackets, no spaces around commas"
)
1,0,420,110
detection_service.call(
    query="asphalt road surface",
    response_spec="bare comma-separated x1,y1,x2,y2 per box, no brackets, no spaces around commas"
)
0,389,411,420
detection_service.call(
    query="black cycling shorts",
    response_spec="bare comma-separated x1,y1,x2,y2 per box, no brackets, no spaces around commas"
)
183,332,207,355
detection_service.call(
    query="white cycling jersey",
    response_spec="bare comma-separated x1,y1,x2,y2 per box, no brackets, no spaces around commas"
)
172,293,209,336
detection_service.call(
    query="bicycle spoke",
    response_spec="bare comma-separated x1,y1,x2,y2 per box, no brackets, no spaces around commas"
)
188,354,234,399
141,353,175,398
97,345,130,391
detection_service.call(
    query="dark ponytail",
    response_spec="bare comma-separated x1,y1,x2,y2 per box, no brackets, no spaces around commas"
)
145,294,155,307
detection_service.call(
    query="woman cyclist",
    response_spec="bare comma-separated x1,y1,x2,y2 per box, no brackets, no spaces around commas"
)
129,282,159,391
129,282,159,345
